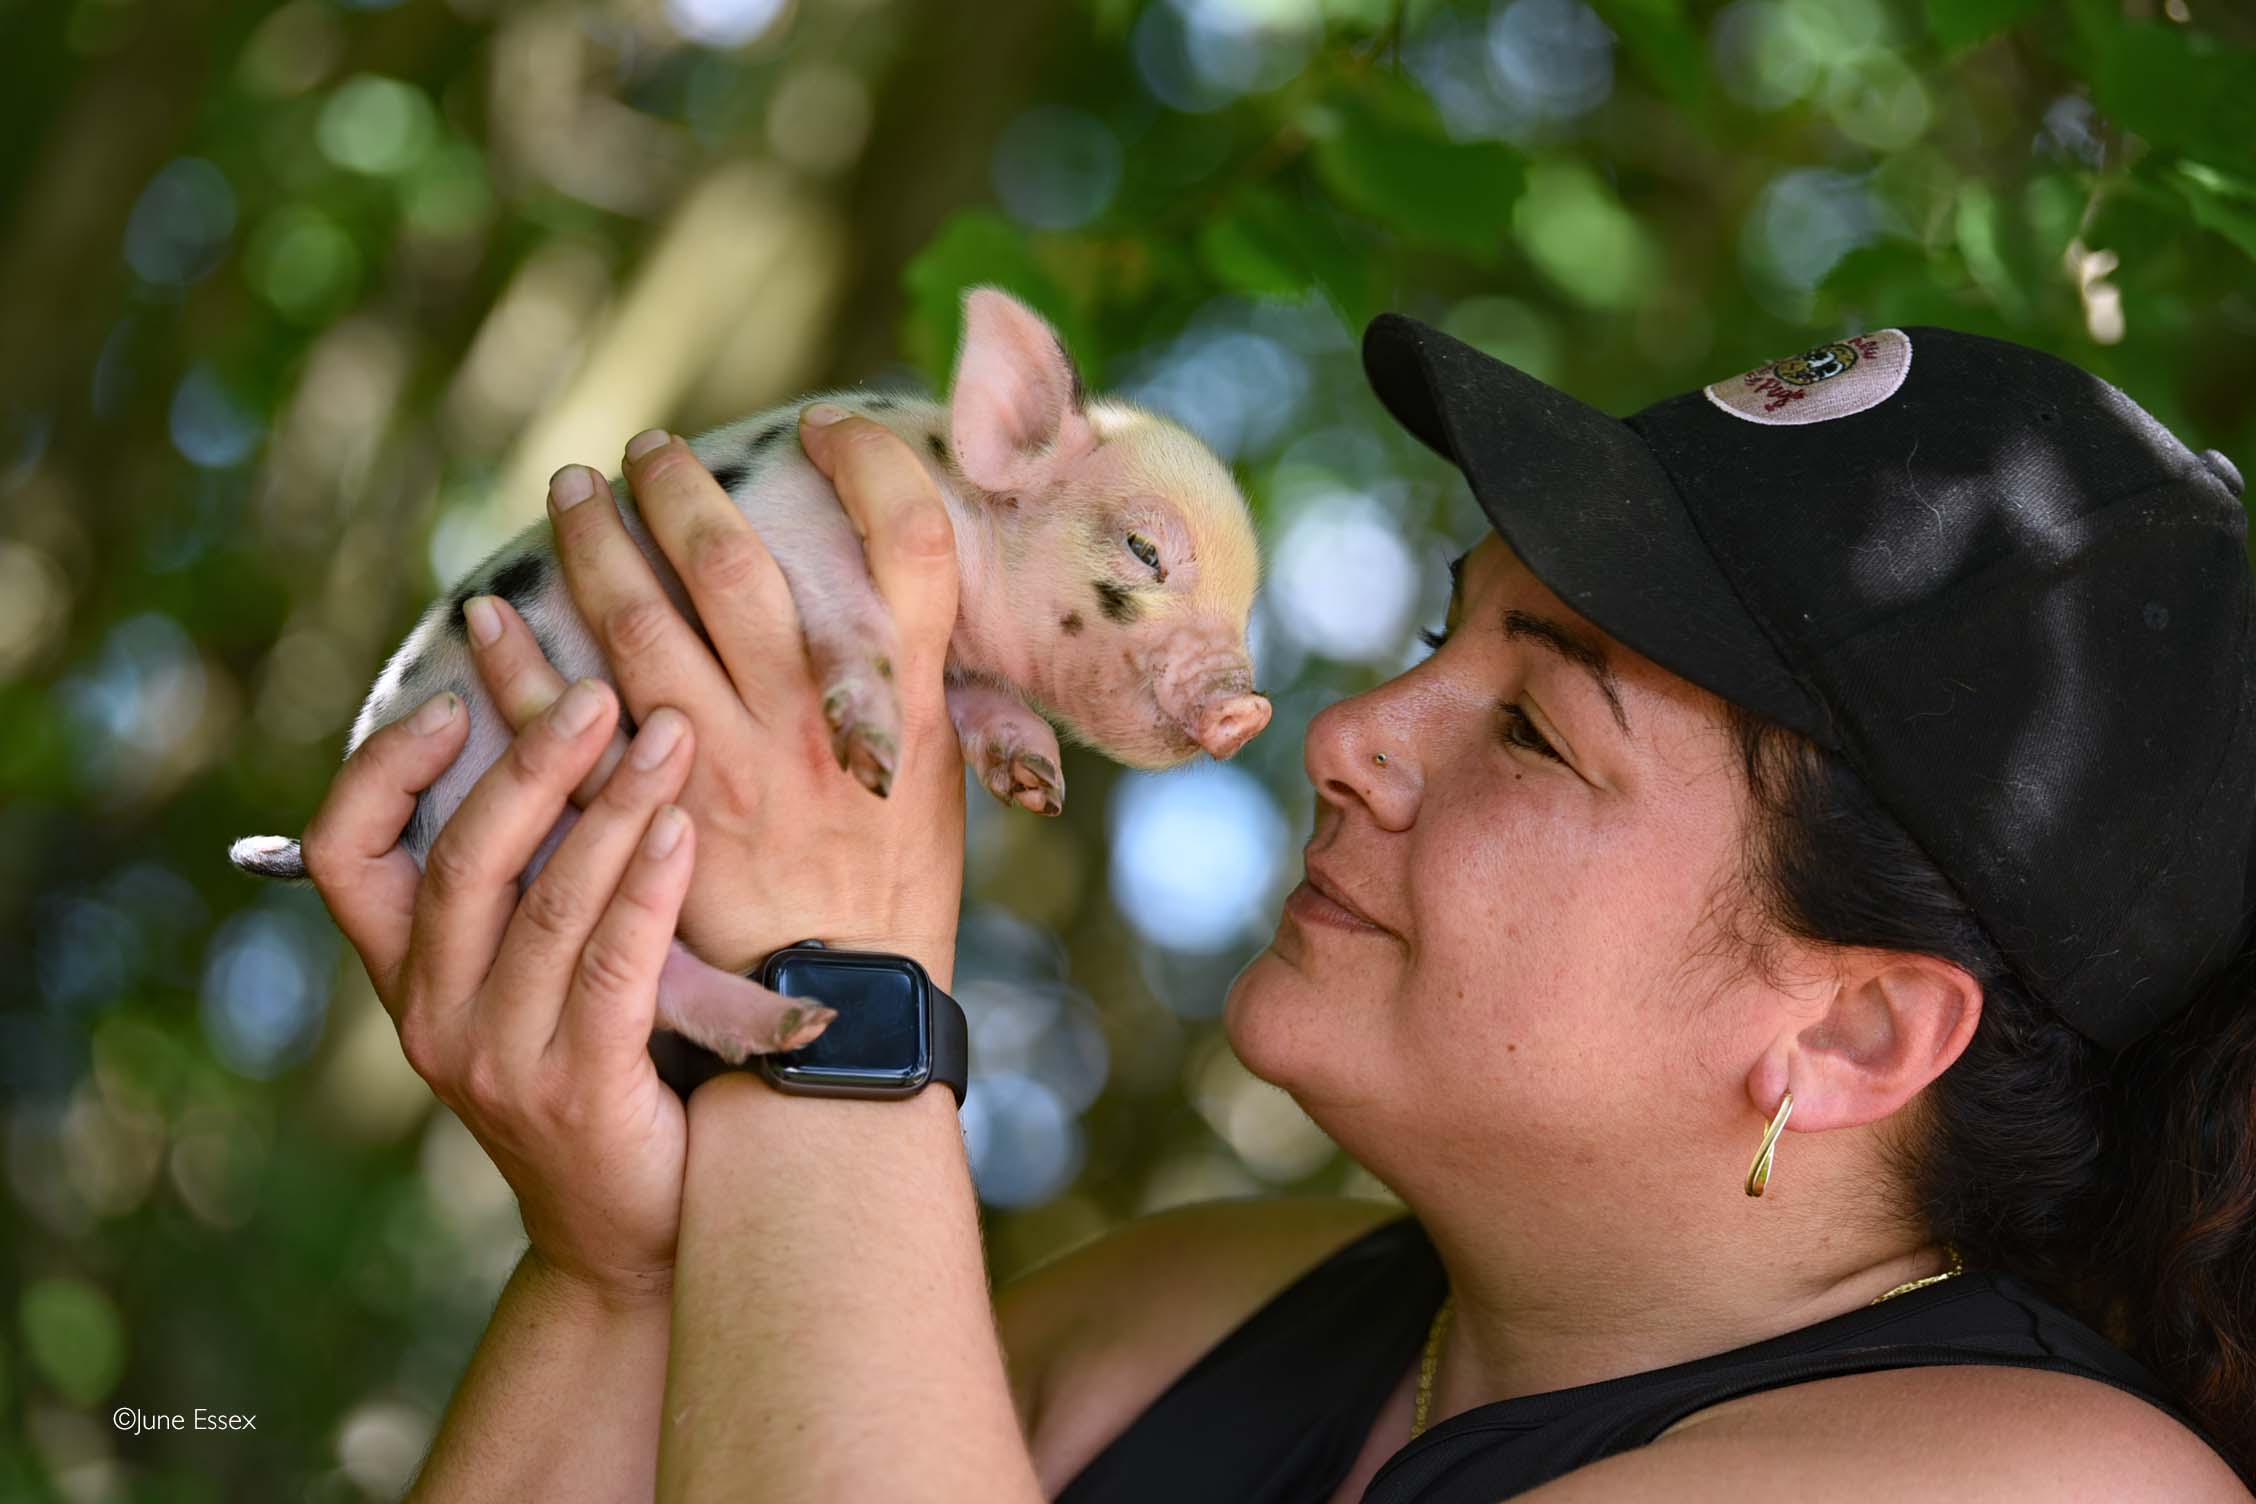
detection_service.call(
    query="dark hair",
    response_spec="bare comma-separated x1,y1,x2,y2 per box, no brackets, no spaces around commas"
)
1719,699,2256,1481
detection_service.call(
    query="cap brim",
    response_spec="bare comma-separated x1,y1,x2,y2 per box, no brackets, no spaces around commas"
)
1362,314,1831,746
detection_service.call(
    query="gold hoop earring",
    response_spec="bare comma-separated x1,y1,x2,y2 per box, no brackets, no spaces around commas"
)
1745,1087,1794,1198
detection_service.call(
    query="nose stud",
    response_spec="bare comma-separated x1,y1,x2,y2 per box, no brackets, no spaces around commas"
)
1372,751,1388,767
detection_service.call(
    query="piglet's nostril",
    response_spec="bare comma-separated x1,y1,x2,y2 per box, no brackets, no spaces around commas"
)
1195,692,1271,760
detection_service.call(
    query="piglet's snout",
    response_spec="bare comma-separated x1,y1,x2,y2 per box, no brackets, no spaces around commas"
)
1148,640,1270,760
1194,691,1271,760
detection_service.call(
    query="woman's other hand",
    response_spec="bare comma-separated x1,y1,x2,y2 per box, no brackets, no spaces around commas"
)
301,680,696,1309
473,414,967,984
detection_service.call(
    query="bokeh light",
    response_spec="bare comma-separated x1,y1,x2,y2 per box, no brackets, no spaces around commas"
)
0,540,72,682
317,75,437,177
1108,762,1288,955
1124,321,1308,460
1741,167,1880,302
336,1398,435,1498
122,157,235,287
1709,0,1822,110
1487,0,1616,131
245,205,363,323
1134,0,1322,113
766,64,873,175
199,902,338,1080
56,612,209,797
168,363,263,469
962,1073,1084,1207
666,0,791,49
991,107,1123,231
1268,496,1421,663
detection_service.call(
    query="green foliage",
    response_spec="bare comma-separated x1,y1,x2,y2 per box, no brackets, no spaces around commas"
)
3,0,2253,1495
1309,80,1526,257
19,1278,124,1407
1925,0,2050,56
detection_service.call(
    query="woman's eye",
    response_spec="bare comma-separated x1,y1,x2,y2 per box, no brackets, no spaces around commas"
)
1419,626,1561,764
1499,703,1562,762
1127,532,1161,572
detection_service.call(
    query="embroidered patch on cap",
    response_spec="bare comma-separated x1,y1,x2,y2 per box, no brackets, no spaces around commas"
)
1703,329,1913,426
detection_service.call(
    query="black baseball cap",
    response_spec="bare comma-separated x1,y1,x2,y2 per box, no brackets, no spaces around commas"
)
1364,316,2256,1050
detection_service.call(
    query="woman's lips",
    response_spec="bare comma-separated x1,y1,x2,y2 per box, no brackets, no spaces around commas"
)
1283,873,1389,935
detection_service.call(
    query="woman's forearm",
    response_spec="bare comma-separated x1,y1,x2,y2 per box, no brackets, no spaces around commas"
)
408,1248,672,1502
659,1074,1040,1504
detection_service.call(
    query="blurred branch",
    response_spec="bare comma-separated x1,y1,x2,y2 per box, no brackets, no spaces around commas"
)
818,0,1071,385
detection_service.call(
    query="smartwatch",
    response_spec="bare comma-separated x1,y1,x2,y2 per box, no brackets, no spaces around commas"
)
649,940,969,1106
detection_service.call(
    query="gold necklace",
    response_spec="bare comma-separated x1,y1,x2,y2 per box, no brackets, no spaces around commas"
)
1407,1244,1964,1441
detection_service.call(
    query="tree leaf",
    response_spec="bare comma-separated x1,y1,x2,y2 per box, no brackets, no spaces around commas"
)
2167,162,2256,263
1199,186,1382,331
2066,1,2256,178
1924,0,2049,56
1511,160,1659,311
900,210,1090,388
21,1276,125,1406
1310,81,1523,258
1586,0,1707,110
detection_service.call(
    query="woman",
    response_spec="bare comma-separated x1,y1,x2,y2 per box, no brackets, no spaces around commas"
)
300,322,2256,1501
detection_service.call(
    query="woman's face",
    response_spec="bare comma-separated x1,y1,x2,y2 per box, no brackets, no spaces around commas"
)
1226,533,1768,1183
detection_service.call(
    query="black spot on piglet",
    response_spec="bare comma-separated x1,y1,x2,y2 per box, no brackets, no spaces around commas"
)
1094,580,1137,625
489,553,548,615
927,433,951,465
450,553,548,637
708,461,748,493
1059,611,1084,636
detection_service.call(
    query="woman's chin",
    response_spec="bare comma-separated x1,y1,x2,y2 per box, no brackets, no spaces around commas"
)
1222,946,1312,1090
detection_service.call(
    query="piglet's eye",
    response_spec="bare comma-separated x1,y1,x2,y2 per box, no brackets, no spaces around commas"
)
1127,532,1160,571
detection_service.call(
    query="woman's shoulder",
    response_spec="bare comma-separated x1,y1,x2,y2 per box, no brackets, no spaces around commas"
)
1545,1363,2251,1502
995,1195,1410,1494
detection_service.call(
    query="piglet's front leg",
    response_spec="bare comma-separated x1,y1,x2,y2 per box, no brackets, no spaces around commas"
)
728,456,908,797
948,677,1065,816
656,939,837,1063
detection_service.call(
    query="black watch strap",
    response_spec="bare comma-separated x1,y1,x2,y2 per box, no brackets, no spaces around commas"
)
929,977,969,1107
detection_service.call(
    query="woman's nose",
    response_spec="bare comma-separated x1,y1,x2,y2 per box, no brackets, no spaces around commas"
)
1306,693,1420,831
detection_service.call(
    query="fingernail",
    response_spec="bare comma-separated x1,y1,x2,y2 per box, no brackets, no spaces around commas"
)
802,403,849,427
630,708,685,769
552,678,605,736
463,595,502,645
409,691,458,734
625,428,671,462
549,465,595,510
643,804,687,859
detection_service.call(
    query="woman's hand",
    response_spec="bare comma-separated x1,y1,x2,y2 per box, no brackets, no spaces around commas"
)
301,679,697,1309
467,413,968,983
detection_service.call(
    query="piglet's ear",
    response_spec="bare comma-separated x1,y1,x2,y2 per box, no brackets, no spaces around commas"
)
949,287,1098,496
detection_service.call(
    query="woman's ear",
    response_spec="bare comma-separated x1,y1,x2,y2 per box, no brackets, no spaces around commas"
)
947,286,1098,496
1757,953,1984,1133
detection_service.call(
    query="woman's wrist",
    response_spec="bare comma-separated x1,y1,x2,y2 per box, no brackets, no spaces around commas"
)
521,1241,675,1321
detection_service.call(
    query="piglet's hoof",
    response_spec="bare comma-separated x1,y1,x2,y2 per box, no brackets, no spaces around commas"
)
980,747,1064,816
820,672,901,797
836,725,896,797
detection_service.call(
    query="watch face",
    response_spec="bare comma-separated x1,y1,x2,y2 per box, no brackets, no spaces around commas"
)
761,953,931,1097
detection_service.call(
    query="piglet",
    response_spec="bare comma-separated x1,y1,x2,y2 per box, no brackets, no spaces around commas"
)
231,288,1270,1063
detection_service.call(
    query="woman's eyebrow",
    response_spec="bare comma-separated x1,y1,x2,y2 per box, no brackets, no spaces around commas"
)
1445,551,1635,742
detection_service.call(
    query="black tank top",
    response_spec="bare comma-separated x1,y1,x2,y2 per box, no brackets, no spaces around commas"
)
1054,1214,2249,1502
